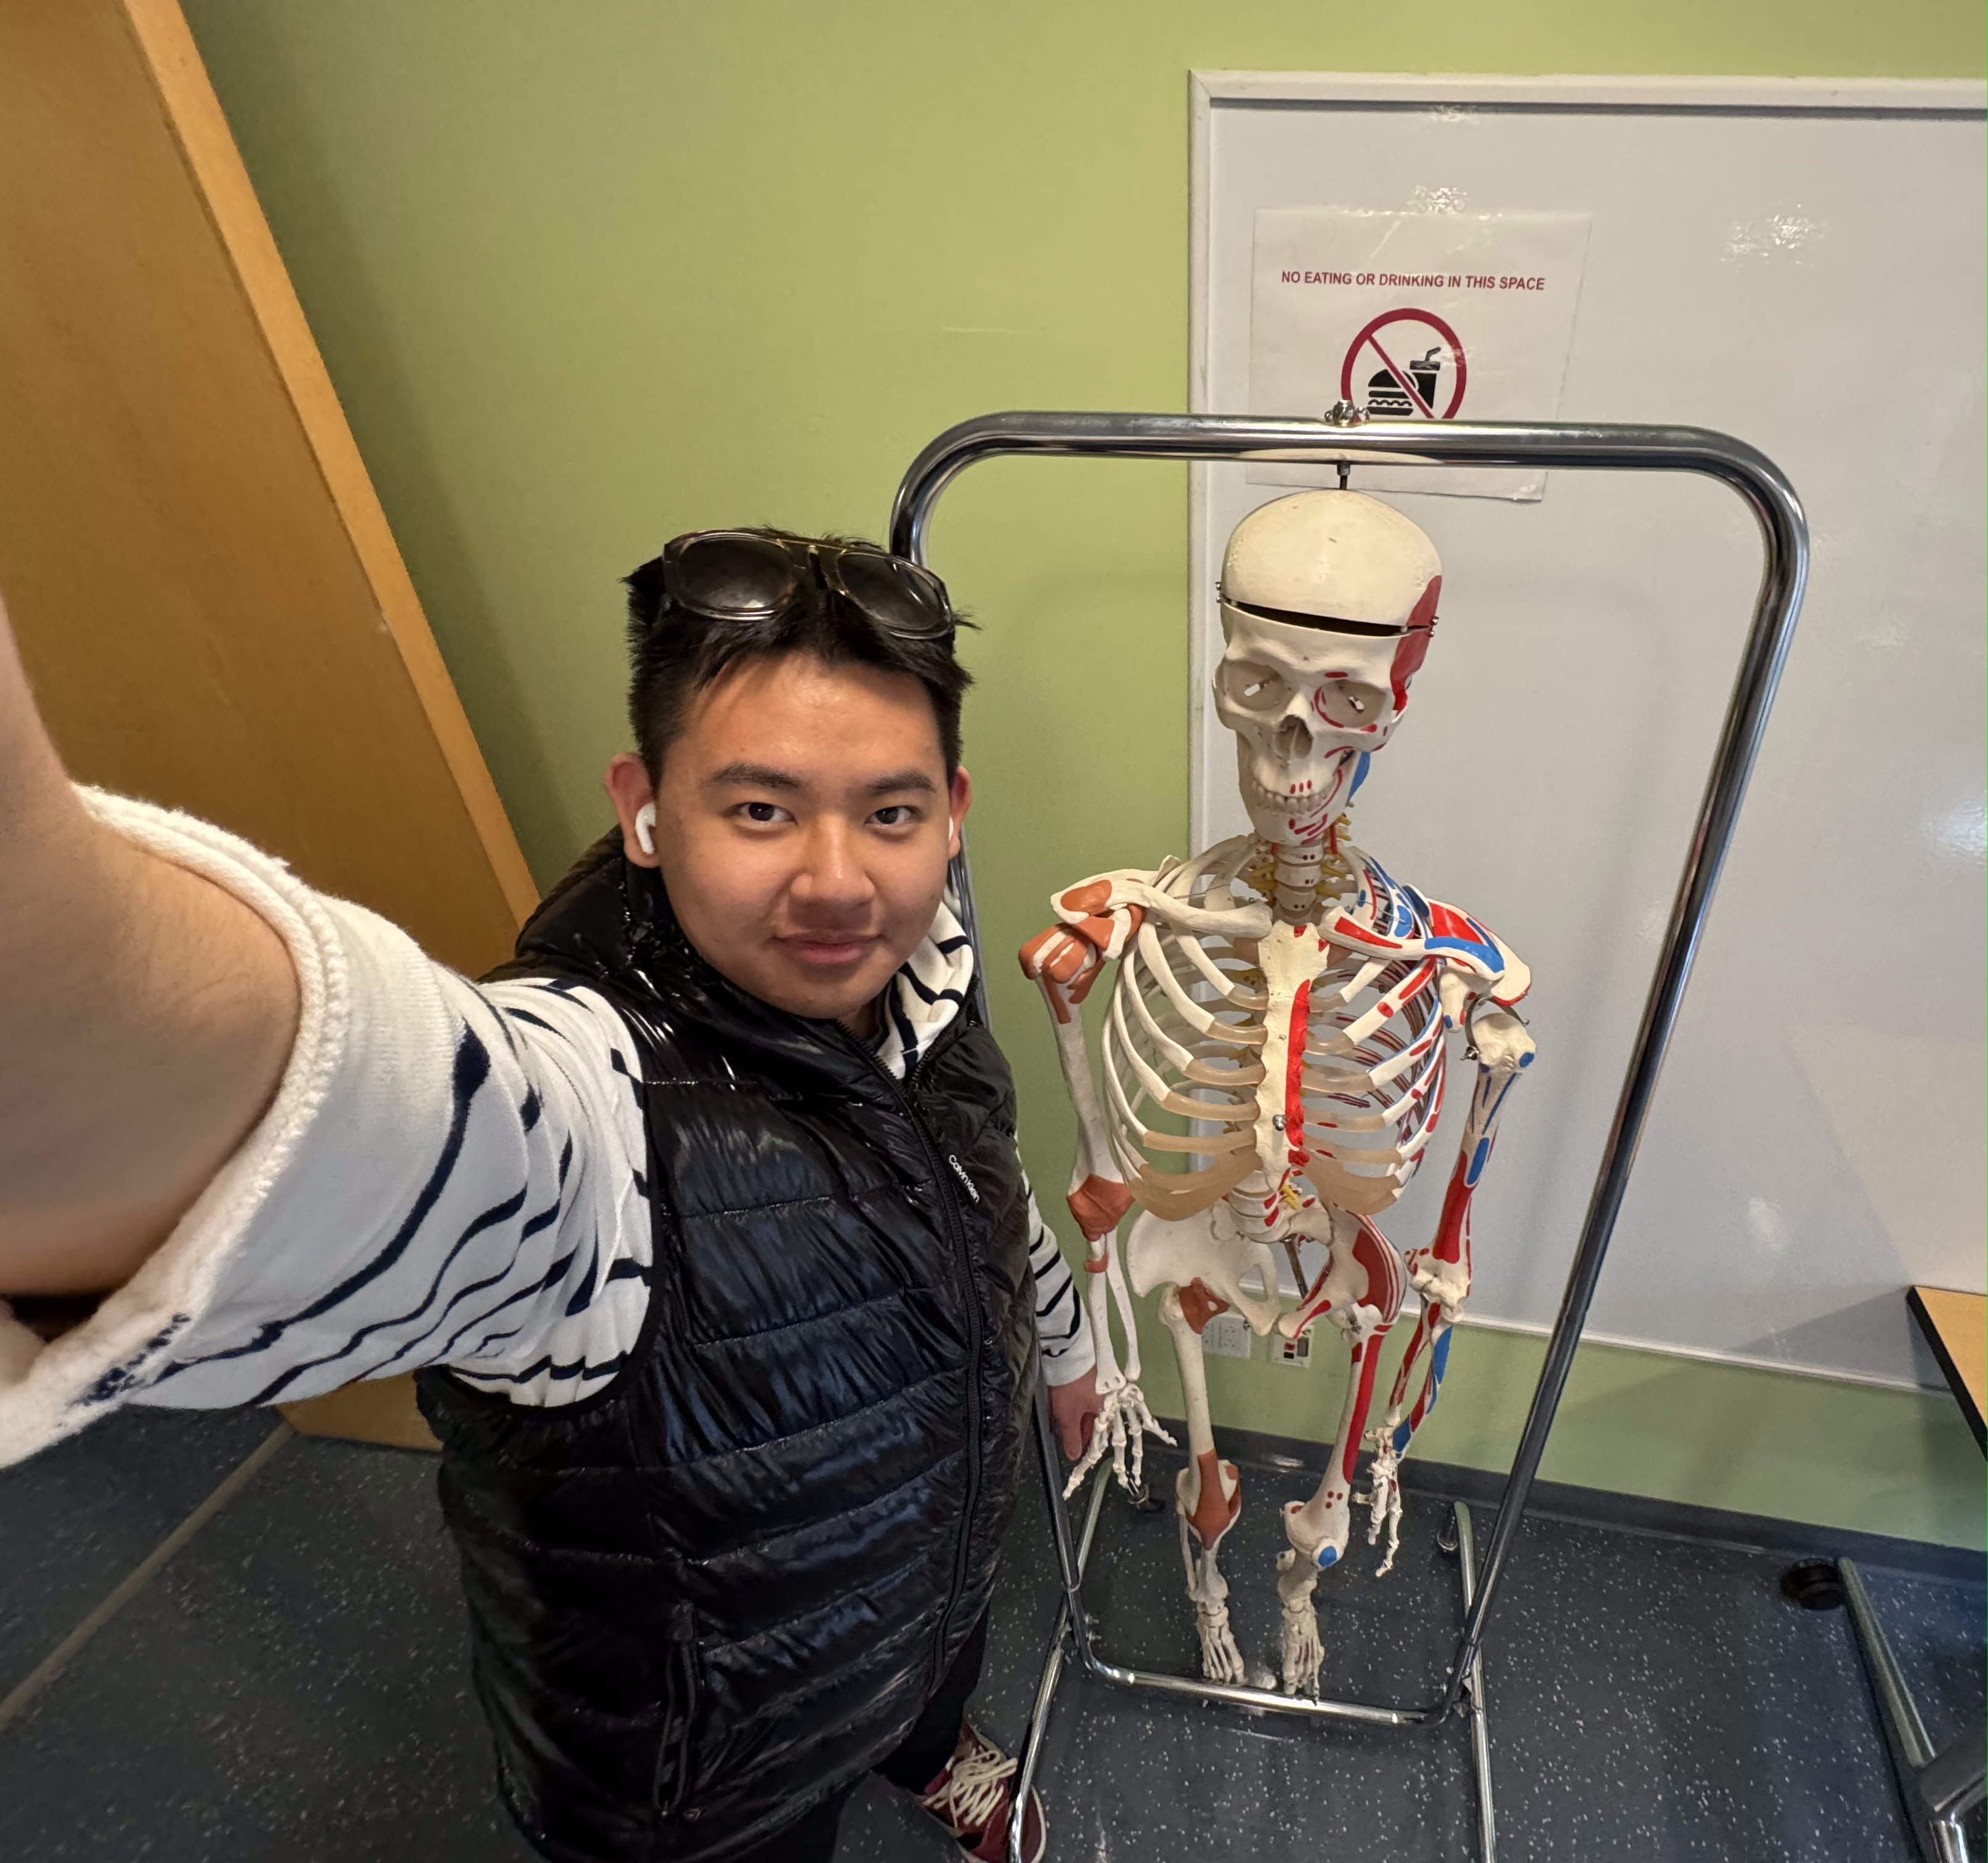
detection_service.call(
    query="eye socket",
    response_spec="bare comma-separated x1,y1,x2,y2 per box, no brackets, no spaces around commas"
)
1313,680,1390,729
1220,659,1289,709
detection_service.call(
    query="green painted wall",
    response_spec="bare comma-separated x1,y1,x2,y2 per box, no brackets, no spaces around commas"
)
181,1,1984,1547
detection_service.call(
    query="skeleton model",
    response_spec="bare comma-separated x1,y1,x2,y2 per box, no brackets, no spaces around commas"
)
1020,491,1536,1695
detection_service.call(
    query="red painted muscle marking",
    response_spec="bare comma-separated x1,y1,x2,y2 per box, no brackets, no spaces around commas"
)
1389,575,1441,712
1430,1147,1472,1267
1058,880,1114,916
1387,1307,1434,1411
1068,1174,1135,1241
1185,1449,1243,1549
1329,913,1408,952
1339,1334,1385,1484
1426,900,1487,945
1178,1278,1231,1334
1286,978,1312,1167
1352,1217,1408,1323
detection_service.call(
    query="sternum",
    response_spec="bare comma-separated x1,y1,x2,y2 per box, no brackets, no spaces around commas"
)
1243,922,1339,1234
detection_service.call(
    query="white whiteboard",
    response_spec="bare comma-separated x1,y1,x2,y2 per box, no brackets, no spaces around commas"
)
1190,75,1986,1389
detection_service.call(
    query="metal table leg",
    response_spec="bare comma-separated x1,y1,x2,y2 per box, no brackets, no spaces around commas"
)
1840,1559,1984,1863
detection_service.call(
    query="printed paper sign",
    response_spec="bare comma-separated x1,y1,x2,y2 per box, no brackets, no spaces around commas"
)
1249,209,1591,500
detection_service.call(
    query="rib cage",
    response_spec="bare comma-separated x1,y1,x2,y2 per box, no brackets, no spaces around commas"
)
1100,838,1450,1226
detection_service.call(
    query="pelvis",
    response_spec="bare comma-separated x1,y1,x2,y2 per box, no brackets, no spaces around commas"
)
1125,1202,1286,1337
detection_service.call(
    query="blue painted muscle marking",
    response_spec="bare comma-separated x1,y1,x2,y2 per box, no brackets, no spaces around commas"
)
1316,1544,1340,1570
1426,929,1503,969
1392,1419,1413,1454
1430,1328,1453,1391
1467,1137,1492,1185
1349,751,1372,798
1391,874,1435,937
1363,856,1421,937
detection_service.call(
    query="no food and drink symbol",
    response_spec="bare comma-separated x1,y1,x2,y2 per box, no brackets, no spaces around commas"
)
1340,309,1467,421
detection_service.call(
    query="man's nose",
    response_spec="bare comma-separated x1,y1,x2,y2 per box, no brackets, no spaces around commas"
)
790,819,876,914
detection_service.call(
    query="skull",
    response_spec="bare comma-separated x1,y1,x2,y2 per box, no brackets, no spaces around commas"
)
1215,492,1441,846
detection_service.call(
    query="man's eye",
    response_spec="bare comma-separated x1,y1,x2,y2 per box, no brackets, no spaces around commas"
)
742,802,785,824
872,805,917,827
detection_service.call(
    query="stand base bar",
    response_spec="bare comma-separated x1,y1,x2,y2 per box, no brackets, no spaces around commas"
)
1005,1445,1110,1863
1068,1644,1431,1726
1454,1502,1499,1863
1010,1378,1499,1860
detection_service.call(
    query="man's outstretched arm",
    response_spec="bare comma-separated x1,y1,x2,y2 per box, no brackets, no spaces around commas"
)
0,594,299,1295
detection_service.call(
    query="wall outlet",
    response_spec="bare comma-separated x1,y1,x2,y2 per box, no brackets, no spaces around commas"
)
1274,1332,1312,1368
1201,1312,1252,1360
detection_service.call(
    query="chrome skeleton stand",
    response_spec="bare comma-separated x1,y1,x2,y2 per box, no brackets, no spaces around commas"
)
886,412,1812,1863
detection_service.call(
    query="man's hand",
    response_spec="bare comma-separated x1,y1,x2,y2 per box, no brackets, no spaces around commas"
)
1047,1366,1103,1461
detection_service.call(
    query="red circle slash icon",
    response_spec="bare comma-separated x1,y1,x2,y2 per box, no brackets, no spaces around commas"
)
1340,309,1467,421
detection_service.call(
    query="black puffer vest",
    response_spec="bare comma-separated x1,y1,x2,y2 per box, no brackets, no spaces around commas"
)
416,837,1035,1863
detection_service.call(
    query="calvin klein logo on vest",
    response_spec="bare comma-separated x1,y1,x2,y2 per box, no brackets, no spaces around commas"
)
946,1155,981,1204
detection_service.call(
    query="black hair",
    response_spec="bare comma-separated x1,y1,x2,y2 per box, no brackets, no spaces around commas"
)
623,529,973,782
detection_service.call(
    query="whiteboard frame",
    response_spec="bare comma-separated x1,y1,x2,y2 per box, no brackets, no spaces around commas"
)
1185,72,1987,1389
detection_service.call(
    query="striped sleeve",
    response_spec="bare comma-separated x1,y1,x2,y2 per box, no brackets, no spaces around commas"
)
0,794,651,1466
124,956,653,1413
1026,1183,1093,1387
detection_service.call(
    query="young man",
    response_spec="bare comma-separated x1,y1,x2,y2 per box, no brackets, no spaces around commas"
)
0,529,1101,1863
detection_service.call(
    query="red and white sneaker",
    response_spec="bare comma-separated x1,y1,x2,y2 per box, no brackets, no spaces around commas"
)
914,1723,1046,1863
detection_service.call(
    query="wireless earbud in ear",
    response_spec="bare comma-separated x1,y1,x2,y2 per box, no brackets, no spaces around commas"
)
634,802,657,856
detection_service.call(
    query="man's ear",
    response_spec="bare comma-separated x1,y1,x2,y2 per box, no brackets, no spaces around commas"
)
603,752,661,869
946,766,972,861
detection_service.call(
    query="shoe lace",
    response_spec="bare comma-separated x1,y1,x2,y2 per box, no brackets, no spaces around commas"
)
922,1731,1016,1835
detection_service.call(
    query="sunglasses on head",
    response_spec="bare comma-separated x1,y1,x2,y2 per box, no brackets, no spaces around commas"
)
655,530,955,643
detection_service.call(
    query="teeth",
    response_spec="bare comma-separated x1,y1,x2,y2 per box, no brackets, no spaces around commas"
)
1245,772,1334,813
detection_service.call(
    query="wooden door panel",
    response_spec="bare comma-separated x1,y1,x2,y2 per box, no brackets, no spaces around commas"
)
0,1,541,1447
0,0,535,979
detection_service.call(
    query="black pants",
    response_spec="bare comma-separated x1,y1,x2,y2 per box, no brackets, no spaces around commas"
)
735,1612,991,1863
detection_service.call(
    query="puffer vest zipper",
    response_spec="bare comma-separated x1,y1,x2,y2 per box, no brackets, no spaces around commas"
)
416,837,1034,1863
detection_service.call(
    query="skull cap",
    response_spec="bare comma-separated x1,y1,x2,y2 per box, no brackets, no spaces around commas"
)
1221,490,1440,631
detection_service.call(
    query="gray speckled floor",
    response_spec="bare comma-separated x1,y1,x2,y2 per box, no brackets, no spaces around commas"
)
0,1408,1979,1863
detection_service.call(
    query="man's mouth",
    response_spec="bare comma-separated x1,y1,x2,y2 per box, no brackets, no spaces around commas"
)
779,933,883,968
